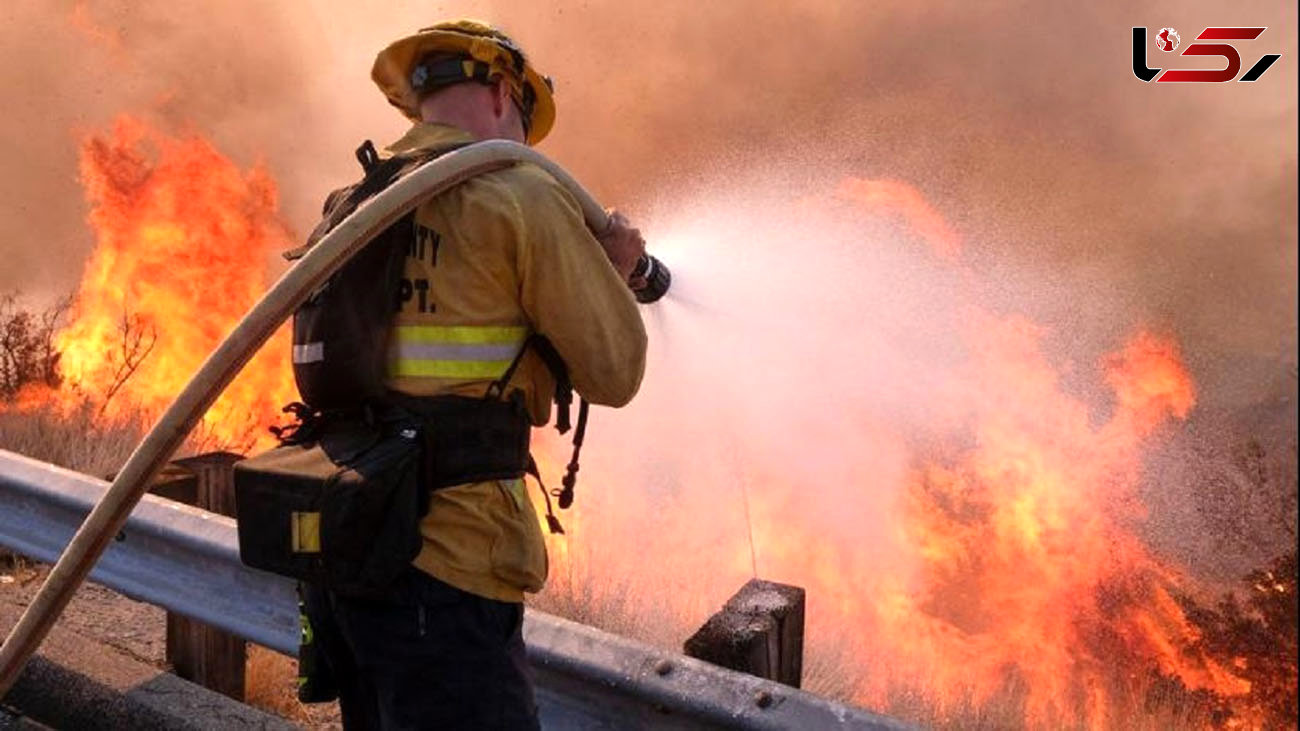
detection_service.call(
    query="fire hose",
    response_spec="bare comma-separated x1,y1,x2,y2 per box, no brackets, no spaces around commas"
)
0,140,669,695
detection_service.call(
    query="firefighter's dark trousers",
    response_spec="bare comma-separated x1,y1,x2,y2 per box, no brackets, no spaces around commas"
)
302,568,540,730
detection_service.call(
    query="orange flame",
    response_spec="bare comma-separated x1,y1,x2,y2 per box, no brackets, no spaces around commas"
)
807,186,1248,725
538,176,1264,729
835,178,962,260
24,116,293,449
1105,331,1197,436
866,318,1247,727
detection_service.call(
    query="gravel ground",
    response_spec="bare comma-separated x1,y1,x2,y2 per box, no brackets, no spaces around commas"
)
0,553,341,729
0,560,166,668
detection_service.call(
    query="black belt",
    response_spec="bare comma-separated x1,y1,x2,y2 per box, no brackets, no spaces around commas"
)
383,392,532,489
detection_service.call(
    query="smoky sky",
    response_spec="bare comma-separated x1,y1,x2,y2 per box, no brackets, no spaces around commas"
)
0,0,1295,410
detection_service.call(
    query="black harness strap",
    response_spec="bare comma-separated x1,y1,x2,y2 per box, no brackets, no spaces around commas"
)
487,334,575,432
558,399,588,510
488,334,591,533
525,457,564,535
284,141,470,262
525,336,574,434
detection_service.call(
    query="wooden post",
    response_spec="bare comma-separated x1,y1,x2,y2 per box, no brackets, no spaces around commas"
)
145,463,197,506
158,452,246,701
683,578,806,688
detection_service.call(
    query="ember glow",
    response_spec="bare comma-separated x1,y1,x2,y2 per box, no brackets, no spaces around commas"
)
18,117,294,449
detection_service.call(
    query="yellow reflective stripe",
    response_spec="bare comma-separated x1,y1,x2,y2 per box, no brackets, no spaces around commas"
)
390,325,528,380
392,358,514,379
394,325,527,345
290,512,321,554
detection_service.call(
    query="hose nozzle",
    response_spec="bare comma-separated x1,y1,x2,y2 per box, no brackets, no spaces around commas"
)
629,254,671,304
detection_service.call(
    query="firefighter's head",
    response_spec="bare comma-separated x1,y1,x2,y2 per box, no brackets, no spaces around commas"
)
371,20,556,145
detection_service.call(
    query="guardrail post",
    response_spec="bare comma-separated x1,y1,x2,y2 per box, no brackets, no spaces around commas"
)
683,578,806,688
157,452,246,701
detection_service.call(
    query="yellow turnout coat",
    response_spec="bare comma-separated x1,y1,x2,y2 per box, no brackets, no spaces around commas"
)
381,123,647,602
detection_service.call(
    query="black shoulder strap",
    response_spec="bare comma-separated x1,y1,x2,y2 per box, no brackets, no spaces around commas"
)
284,140,472,262
486,334,573,431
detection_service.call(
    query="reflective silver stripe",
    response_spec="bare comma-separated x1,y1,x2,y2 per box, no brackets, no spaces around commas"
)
292,342,325,364
392,342,524,363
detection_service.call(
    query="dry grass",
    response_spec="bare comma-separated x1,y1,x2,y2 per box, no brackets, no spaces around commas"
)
0,399,143,477
528,568,647,640
0,549,38,588
244,644,343,728
0,397,264,476
243,645,304,720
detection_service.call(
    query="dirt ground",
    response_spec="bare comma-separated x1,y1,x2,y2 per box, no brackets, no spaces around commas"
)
0,551,341,729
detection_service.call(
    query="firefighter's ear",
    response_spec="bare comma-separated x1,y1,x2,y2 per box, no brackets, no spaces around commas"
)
490,79,526,142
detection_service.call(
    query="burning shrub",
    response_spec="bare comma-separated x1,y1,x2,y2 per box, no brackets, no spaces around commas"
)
1171,551,1299,729
0,118,295,457
50,117,295,452
0,293,67,400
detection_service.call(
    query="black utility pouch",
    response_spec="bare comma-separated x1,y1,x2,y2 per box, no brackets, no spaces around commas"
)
234,413,428,597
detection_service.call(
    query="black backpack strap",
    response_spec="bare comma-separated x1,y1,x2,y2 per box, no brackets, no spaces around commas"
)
284,140,472,262
486,334,571,431
525,336,574,434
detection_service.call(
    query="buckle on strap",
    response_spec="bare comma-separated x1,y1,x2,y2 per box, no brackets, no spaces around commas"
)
355,140,381,174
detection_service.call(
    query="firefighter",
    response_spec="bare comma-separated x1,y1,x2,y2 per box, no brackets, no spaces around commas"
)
301,19,648,729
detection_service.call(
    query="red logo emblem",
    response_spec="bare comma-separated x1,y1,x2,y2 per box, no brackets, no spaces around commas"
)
1132,27,1281,82
1155,28,1181,52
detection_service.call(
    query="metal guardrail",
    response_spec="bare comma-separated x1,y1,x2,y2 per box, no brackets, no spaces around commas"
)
0,449,910,730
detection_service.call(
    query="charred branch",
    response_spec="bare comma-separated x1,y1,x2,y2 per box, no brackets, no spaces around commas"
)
99,306,157,414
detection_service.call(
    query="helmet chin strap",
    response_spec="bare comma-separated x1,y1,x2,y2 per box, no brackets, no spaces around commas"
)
503,89,531,141
412,55,533,140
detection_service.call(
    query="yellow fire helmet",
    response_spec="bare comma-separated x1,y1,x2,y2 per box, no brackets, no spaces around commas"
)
372,19,556,146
